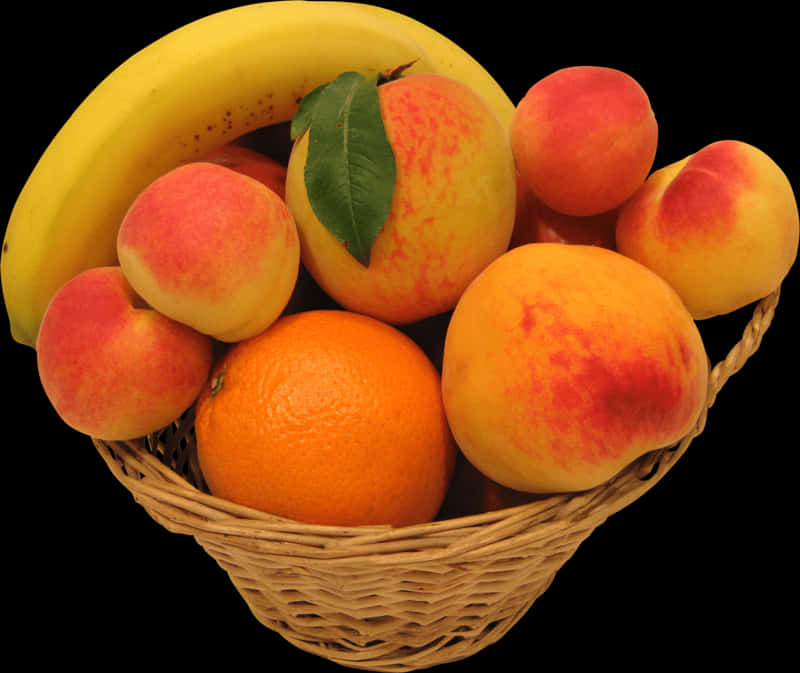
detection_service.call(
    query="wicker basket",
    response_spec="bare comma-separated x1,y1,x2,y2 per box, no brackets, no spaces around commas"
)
92,287,779,672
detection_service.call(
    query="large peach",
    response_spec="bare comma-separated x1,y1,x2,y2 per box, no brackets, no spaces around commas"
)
616,140,799,319
511,171,618,249
117,162,300,342
285,73,516,325
511,65,658,217
441,243,709,494
36,266,213,440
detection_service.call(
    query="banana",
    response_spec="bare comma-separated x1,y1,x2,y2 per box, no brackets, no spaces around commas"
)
1,2,435,348
339,2,516,130
2,1,514,349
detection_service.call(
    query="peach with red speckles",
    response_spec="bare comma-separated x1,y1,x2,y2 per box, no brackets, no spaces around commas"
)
511,171,618,249
511,66,658,217
441,243,708,494
36,266,213,440
117,161,300,342
616,140,799,319
285,73,516,324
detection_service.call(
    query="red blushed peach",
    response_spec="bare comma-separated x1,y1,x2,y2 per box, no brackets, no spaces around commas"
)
285,73,516,325
616,140,799,319
198,143,287,200
511,66,658,217
441,243,709,494
117,162,300,342
511,171,618,249
36,266,213,441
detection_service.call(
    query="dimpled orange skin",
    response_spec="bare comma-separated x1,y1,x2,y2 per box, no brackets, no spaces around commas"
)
194,309,457,527
441,243,709,494
285,73,516,325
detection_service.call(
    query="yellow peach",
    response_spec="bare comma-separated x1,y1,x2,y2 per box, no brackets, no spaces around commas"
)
441,243,709,494
285,73,516,325
117,162,300,342
36,266,213,440
616,139,799,319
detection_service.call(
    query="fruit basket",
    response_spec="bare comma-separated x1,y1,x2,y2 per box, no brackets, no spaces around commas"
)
91,287,779,672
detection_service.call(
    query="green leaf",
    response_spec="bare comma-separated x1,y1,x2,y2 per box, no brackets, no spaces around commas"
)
290,81,329,140
297,71,396,267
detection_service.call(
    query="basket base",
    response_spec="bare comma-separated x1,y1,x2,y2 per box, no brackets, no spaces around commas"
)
234,569,557,671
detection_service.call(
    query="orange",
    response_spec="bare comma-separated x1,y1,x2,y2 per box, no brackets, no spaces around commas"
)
194,309,457,527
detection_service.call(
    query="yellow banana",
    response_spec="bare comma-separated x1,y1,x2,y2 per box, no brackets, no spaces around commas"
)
2,1,515,349
1,1,436,348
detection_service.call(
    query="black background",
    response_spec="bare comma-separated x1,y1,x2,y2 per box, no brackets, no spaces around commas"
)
4,2,796,669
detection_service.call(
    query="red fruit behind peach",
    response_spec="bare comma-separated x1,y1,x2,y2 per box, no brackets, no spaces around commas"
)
438,452,539,519
512,172,618,249
199,143,287,200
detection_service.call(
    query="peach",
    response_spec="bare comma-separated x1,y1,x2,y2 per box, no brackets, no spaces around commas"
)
285,73,516,325
511,171,618,249
511,65,658,217
198,143,287,200
616,140,799,319
441,243,709,494
117,162,300,342
36,266,213,440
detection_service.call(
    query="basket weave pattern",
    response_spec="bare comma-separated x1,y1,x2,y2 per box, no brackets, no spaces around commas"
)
93,288,779,671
